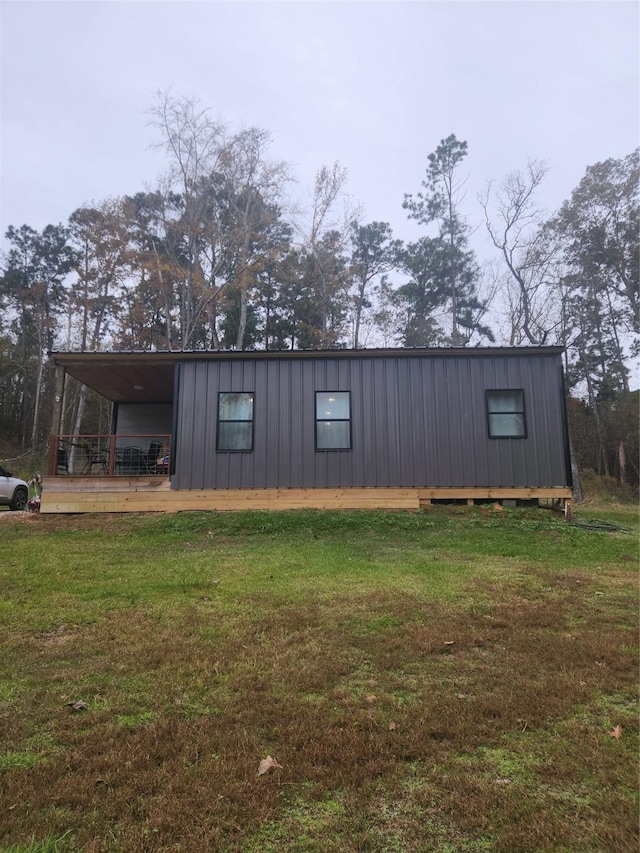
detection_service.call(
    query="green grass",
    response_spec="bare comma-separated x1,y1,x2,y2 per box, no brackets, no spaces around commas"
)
0,505,637,852
0,832,75,853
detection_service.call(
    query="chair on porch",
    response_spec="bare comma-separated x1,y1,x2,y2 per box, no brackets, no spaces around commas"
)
116,446,146,475
56,443,69,474
56,444,69,474
80,442,109,475
146,441,163,474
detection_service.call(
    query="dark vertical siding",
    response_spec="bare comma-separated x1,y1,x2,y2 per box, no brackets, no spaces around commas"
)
176,360,196,489
173,351,570,490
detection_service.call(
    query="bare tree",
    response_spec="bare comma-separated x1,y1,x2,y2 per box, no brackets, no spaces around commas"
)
479,160,562,345
217,127,291,349
148,91,227,347
147,91,291,350
297,163,360,347
348,221,402,348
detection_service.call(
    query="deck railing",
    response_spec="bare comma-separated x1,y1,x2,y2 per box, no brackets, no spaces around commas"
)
49,435,171,477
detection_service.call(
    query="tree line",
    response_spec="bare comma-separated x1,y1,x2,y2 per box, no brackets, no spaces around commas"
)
1,93,637,489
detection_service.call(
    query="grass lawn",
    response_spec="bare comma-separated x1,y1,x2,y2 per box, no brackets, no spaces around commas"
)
0,504,637,852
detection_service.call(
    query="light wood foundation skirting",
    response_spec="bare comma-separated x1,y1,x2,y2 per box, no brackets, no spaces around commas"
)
40,478,573,516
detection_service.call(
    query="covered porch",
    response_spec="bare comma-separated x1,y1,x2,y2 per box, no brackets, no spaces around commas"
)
43,351,178,511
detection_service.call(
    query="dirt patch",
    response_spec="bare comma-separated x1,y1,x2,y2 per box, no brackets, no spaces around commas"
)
0,510,40,524
33,624,76,647
0,511,155,533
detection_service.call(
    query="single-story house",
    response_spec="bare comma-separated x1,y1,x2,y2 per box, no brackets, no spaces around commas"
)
43,346,573,514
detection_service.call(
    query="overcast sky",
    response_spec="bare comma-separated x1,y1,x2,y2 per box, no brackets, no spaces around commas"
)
1,0,638,260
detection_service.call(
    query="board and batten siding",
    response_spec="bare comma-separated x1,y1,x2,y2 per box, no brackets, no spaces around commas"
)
172,352,570,491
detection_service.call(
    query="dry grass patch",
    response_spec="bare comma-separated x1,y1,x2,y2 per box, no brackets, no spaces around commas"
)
0,508,637,852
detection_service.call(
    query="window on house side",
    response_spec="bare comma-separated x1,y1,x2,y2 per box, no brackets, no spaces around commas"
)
486,389,526,438
316,391,351,450
217,392,254,451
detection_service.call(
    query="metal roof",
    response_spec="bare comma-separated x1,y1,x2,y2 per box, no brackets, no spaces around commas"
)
49,346,565,404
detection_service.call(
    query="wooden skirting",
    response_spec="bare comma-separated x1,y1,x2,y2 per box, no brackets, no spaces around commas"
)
40,479,572,514
417,487,572,503
43,476,172,493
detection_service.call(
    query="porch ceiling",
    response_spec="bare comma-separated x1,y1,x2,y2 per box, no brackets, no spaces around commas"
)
56,358,176,403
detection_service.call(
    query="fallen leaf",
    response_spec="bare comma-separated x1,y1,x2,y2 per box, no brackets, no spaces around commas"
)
456,693,468,700
257,755,283,776
443,640,455,646
67,700,88,712
388,721,398,731
492,502,504,512
365,695,377,704
608,725,623,739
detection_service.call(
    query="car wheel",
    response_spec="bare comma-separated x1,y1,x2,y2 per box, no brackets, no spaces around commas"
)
10,487,28,511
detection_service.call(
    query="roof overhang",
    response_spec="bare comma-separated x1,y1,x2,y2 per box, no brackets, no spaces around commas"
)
50,352,178,403
49,346,566,405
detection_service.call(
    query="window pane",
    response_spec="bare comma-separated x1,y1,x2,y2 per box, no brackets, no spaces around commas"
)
489,413,525,437
316,421,351,450
219,392,253,421
218,422,253,451
487,390,523,414
316,392,350,420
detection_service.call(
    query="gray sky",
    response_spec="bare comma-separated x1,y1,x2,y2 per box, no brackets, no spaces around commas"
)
1,0,638,259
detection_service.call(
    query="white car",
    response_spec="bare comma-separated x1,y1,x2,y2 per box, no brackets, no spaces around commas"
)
0,465,29,511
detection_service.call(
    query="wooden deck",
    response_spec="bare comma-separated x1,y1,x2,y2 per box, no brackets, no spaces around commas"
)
40,478,573,515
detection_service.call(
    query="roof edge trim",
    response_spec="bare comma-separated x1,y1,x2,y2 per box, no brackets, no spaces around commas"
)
49,346,566,366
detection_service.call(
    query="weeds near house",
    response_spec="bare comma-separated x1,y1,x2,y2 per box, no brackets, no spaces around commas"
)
0,506,637,852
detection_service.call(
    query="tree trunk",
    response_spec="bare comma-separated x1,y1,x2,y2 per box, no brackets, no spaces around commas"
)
604,288,630,393
580,344,610,477
569,436,583,503
618,441,626,484
448,190,459,345
353,277,367,349
235,244,251,351
30,350,45,448
30,312,46,448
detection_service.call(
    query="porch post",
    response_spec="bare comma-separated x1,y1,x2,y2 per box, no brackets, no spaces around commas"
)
49,364,66,474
